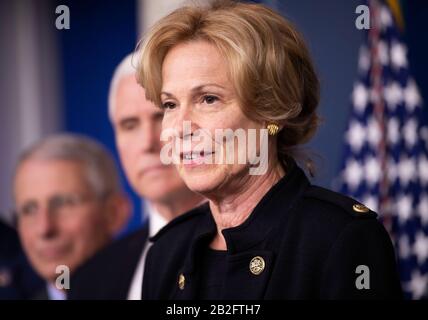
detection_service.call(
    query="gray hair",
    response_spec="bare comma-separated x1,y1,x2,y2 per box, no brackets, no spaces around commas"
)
108,53,137,122
15,134,122,197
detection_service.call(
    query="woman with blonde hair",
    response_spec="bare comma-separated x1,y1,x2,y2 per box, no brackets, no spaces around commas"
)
137,0,402,299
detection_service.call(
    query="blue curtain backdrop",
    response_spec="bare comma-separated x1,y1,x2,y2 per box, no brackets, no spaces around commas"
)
56,0,142,234
403,0,428,124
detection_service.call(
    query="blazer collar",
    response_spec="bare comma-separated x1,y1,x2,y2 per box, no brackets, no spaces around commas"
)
182,159,310,273
221,159,310,253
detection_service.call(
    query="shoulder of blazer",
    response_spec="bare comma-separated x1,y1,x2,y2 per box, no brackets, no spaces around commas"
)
303,185,378,219
150,202,210,242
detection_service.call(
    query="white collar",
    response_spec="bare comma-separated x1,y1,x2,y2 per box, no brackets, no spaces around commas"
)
47,283,66,300
143,201,168,237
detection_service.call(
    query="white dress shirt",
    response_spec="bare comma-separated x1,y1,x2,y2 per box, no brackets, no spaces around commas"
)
127,202,167,300
47,283,67,300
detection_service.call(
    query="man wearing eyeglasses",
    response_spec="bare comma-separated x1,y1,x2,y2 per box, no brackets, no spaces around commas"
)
13,134,131,300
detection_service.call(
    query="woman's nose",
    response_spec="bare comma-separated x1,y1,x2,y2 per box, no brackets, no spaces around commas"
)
168,104,198,140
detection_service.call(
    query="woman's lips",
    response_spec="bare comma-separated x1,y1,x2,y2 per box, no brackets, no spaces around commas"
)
180,151,215,166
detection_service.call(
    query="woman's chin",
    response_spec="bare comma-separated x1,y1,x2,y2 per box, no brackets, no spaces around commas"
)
181,171,222,196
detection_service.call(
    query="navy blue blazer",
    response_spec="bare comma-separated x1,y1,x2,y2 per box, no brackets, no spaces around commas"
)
142,160,403,299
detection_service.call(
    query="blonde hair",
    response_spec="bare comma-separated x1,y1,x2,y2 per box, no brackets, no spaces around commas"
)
137,0,320,164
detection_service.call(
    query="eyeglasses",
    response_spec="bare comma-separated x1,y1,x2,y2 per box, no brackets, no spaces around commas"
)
15,192,102,222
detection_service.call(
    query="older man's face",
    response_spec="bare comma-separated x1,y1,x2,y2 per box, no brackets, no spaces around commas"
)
14,159,112,283
112,75,188,202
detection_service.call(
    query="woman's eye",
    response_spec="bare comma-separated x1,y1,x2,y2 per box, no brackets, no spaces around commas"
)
202,95,219,104
162,102,176,110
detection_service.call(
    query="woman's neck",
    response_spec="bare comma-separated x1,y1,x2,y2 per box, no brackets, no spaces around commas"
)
209,161,285,250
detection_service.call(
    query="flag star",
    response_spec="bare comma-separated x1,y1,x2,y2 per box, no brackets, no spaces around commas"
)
387,118,400,145
402,118,418,149
352,83,369,113
418,194,428,226
364,156,381,187
387,157,398,184
405,271,428,300
398,156,416,186
346,121,366,153
361,194,379,212
396,194,413,224
367,117,381,148
383,81,403,111
358,45,370,72
380,5,393,29
399,234,411,259
413,232,428,265
378,40,389,65
418,154,428,186
370,87,381,105
403,79,422,112
343,159,364,192
391,41,408,69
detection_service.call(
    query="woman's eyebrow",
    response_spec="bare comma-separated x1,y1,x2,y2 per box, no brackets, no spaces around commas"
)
190,83,226,93
161,83,226,98
160,91,174,98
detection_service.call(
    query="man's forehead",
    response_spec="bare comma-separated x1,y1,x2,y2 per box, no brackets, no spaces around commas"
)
114,76,161,116
117,73,139,90
16,159,87,186
14,159,91,200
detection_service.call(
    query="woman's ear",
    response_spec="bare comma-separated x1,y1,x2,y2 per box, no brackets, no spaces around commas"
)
104,193,132,236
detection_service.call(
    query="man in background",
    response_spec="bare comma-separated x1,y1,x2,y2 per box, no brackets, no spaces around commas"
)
69,54,204,299
13,134,131,299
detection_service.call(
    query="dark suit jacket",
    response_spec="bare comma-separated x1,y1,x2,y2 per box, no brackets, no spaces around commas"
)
143,160,403,299
68,224,149,300
32,286,49,300
0,220,43,299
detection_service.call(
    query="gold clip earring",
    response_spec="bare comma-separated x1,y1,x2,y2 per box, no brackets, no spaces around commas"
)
267,124,279,136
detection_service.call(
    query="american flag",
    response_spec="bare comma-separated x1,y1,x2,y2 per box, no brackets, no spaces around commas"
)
337,0,428,299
